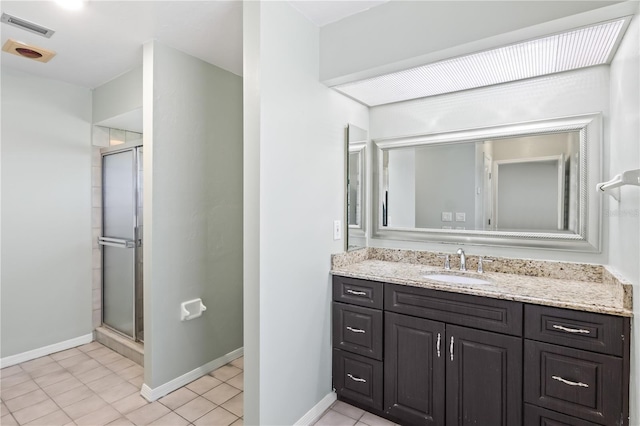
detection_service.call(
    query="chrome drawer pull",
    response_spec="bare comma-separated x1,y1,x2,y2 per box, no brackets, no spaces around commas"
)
436,333,441,358
346,326,366,334
347,374,367,383
552,324,591,334
552,375,589,388
346,289,367,296
450,336,454,361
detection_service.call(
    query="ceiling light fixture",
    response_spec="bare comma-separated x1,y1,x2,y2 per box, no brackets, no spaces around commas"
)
333,17,630,107
1,13,55,38
55,0,85,11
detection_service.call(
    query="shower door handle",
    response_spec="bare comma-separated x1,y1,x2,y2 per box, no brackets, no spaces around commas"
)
98,237,135,248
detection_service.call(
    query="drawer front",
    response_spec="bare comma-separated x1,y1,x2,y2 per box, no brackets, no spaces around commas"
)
385,283,523,336
333,276,383,309
525,305,625,356
333,302,383,360
333,349,383,411
524,340,622,425
524,405,601,426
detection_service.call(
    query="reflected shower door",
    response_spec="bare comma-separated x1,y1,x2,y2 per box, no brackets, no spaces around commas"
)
101,149,138,339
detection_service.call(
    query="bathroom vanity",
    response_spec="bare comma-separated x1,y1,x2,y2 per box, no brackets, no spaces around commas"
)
331,249,632,426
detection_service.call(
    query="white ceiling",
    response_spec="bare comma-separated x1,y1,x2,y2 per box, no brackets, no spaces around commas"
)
0,1,388,89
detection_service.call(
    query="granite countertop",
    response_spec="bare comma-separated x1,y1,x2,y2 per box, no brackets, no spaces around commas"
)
331,253,633,317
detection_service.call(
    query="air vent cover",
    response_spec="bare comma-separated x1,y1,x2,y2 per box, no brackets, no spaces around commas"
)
1,13,55,38
2,39,56,63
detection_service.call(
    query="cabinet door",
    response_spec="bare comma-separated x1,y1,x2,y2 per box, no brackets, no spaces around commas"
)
446,325,523,426
385,312,446,426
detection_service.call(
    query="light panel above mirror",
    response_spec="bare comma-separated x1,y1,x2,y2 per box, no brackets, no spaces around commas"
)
334,17,630,106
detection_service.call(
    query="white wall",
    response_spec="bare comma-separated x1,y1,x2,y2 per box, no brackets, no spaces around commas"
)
608,11,640,425
92,66,143,132
1,68,93,358
369,66,610,263
143,42,243,389
243,2,369,424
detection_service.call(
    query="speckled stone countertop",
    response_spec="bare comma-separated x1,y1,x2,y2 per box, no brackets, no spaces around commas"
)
331,248,633,317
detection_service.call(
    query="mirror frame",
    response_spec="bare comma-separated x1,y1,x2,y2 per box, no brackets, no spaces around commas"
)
372,113,602,252
346,124,368,252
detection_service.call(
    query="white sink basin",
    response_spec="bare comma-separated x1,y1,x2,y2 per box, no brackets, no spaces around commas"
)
423,274,491,285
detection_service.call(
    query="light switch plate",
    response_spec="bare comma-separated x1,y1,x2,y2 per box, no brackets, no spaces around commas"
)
333,220,342,240
442,212,453,222
455,212,466,222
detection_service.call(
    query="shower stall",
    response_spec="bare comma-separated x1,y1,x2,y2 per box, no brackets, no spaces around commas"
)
98,144,144,342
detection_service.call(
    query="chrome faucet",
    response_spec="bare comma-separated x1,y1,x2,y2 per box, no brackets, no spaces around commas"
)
456,248,467,271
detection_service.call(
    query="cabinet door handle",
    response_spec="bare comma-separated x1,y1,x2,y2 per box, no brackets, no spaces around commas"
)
436,333,441,358
346,326,366,334
552,375,589,388
347,373,367,383
346,289,367,296
552,324,591,334
450,336,454,361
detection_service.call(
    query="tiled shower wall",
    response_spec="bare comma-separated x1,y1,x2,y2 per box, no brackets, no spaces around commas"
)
91,126,143,329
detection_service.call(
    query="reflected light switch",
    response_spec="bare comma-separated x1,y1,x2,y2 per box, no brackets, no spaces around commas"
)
442,212,453,222
456,212,466,222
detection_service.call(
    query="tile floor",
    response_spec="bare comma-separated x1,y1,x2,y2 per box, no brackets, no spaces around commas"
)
312,401,400,426
0,342,243,426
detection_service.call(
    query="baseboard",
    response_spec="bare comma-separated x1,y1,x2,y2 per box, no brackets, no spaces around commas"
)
0,333,94,368
140,347,243,401
294,391,337,425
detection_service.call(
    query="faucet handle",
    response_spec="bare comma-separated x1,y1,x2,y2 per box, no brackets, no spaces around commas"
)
437,254,451,270
477,257,494,273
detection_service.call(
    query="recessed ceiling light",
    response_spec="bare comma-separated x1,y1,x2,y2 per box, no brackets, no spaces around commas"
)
1,13,55,38
333,17,631,107
55,0,85,11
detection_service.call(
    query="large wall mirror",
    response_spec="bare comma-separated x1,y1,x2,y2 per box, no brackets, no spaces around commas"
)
373,113,603,252
346,124,367,251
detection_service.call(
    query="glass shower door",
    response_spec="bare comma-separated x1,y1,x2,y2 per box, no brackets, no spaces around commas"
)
100,149,138,339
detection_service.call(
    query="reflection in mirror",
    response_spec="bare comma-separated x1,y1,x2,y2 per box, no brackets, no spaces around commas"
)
346,124,367,251
373,114,602,252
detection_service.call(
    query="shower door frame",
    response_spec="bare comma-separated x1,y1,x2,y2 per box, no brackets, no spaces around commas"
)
100,141,143,342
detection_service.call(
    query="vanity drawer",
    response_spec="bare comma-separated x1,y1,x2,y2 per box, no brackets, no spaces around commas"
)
333,349,383,411
385,283,523,336
525,305,625,356
333,302,383,360
333,276,383,309
524,404,601,426
524,340,622,425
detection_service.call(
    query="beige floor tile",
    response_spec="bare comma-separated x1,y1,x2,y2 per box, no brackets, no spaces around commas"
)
229,357,243,370
51,348,83,362
148,411,190,426
359,412,396,426
1,413,18,425
24,409,73,426
94,352,125,367
332,401,365,421
118,365,144,381
226,373,243,391
50,385,94,408
112,393,149,415
86,373,126,394
1,379,39,400
1,372,31,390
98,381,139,404
76,365,113,384
87,347,114,360
12,398,59,424
68,359,102,376
193,407,238,426
355,422,368,426
0,365,23,378
63,394,108,420
106,417,136,426
220,393,243,418
78,342,106,353
210,365,242,382
28,361,65,378
128,375,144,388
42,377,84,397
202,383,241,406
314,410,357,426
75,405,121,426
58,353,92,369
174,396,216,422
158,388,198,411
106,358,136,373
185,376,222,395
34,370,74,388
125,402,171,426
230,418,243,426
19,356,55,372
4,389,49,412
1,401,8,417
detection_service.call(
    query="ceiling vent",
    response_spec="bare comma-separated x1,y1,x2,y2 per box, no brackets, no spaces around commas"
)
1,13,55,38
2,39,56,63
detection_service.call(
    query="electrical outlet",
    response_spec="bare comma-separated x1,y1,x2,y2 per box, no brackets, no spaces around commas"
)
442,212,453,222
333,220,342,240
455,212,466,222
